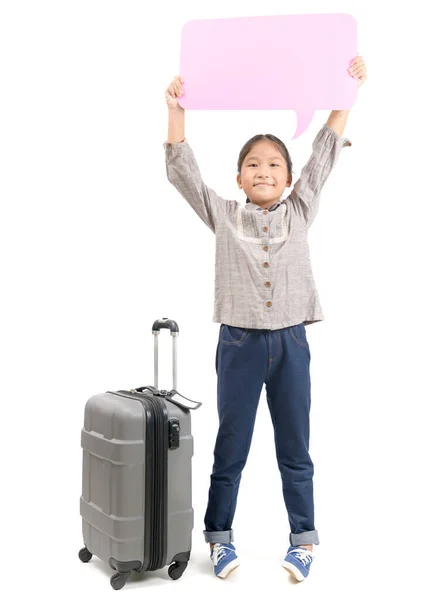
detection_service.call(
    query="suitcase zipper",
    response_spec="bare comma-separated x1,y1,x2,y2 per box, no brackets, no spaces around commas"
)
107,390,168,571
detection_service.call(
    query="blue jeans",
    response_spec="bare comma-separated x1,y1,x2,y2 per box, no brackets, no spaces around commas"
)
203,323,319,547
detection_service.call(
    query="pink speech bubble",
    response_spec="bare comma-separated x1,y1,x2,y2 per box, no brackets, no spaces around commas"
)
178,14,358,139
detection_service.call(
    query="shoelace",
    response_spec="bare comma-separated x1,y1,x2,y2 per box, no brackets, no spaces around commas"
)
288,547,314,565
211,544,230,566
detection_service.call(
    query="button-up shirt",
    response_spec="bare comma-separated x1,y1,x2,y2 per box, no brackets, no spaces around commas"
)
164,123,351,330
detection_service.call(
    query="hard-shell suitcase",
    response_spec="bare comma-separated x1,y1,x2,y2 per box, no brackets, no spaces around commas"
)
78,318,202,590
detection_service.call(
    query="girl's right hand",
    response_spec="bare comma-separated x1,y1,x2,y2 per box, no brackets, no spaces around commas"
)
165,75,184,110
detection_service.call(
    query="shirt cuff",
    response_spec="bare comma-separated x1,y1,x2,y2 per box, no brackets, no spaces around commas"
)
163,138,187,149
322,123,352,147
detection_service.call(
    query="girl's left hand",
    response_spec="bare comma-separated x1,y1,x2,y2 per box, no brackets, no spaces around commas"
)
348,55,367,88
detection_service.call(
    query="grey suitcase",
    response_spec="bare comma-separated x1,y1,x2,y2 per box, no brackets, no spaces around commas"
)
78,318,202,590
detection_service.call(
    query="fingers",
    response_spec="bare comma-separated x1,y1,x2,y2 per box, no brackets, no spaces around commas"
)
172,75,184,96
348,56,366,78
349,56,364,68
165,75,185,108
166,83,182,98
349,66,365,78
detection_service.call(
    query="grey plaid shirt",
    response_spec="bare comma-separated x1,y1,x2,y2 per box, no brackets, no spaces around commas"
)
164,124,351,330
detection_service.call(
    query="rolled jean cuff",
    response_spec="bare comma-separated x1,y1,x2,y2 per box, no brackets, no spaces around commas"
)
289,530,319,546
203,529,234,544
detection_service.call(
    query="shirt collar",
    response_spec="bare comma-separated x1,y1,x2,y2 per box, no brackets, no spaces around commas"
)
245,198,284,212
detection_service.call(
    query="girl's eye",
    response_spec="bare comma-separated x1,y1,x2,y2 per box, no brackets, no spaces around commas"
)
248,163,279,167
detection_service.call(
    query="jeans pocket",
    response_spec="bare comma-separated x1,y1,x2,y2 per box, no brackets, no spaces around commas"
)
220,324,250,345
289,323,310,348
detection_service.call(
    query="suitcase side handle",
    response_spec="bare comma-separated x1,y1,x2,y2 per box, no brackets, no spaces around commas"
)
152,318,179,333
133,386,202,410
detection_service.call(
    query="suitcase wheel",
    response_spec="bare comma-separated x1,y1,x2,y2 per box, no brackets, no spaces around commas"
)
168,561,188,580
78,547,93,563
110,572,130,590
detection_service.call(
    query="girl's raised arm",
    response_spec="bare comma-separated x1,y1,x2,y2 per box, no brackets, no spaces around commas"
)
164,76,232,233
286,124,352,228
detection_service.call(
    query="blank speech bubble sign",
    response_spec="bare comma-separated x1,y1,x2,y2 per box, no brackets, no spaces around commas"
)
178,13,358,139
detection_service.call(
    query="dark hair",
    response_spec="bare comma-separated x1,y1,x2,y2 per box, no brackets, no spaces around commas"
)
237,134,294,203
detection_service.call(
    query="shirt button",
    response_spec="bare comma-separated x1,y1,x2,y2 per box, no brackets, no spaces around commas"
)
263,262,269,268
263,210,268,215
263,245,269,252
263,226,268,232
266,301,272,308
265,282,271,288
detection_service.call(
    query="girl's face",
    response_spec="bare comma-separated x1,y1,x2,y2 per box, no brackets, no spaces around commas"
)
237,141,292,208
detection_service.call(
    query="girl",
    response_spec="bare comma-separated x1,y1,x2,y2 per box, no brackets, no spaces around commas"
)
163,56,367,581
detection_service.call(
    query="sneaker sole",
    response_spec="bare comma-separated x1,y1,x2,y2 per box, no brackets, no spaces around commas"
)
216,558,241,579
281,560,305,582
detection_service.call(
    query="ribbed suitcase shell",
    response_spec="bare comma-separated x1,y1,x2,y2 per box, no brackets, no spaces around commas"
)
80,388,194,570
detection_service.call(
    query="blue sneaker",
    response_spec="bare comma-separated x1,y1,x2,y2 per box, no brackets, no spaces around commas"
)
210,543,240,578
281,545,314,581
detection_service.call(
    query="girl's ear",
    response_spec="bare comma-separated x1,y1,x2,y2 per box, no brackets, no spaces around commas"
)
237,174,242,189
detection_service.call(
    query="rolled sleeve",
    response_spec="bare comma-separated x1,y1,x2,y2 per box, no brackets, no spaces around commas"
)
286,124,352,228
164,139,229,233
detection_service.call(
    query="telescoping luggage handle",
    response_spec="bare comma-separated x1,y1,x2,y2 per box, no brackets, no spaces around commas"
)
149,318,202,410
152,318,178,390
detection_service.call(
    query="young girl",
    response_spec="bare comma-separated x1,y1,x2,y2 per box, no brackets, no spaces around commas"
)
163,56,367,581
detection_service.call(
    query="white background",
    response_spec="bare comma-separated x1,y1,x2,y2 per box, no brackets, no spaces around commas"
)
1,1,427,598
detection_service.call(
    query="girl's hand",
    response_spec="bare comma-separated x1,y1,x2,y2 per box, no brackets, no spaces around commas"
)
165,75,185,110
348,55,367,89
